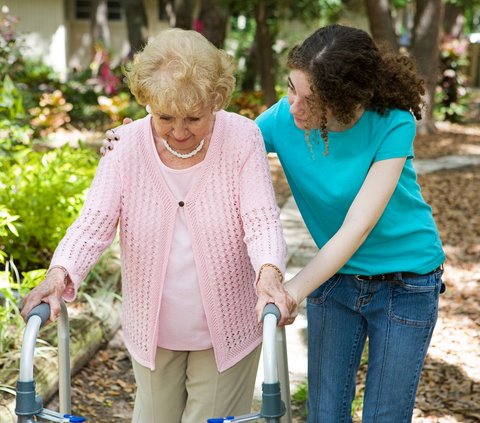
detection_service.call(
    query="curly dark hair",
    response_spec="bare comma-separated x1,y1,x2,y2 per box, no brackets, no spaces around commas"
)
287,24,425,145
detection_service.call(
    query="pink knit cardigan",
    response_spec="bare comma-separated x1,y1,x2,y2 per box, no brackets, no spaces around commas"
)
51,111,287,372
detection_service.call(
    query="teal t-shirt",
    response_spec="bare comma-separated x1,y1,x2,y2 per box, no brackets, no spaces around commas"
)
256,96,445,275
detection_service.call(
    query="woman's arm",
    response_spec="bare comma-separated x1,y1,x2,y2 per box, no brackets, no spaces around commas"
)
286,157,406,304
238,124,297,325
20,148,123,322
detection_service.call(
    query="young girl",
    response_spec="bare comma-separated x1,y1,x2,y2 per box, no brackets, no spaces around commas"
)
255,24,445,422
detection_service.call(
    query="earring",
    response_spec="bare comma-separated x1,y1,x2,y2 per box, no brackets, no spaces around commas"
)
146,105,152,114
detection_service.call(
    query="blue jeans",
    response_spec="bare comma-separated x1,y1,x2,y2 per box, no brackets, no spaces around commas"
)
306,269,443,423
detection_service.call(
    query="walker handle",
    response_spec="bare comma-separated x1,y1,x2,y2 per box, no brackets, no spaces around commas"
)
27,303,51,327
261,303,281,323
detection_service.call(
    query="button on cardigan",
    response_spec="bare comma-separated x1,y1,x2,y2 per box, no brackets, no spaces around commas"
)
50,111,287,372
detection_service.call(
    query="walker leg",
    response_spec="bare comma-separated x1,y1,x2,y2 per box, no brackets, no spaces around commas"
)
276,327,292,423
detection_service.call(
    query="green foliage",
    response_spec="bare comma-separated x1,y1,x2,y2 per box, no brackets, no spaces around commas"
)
0,206,18,265
0,7,129,366
444,0,480,33
15,58,62,113
0,119,33,156
61,69,110,129
0,74,24,120
0,144,98,271
291,380,308,420
228,0,343,23
0,259,46,354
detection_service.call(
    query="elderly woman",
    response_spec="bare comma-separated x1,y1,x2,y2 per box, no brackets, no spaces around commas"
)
20,28,293,423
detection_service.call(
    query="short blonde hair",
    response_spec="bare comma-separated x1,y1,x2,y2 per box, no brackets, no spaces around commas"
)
125,28,236,116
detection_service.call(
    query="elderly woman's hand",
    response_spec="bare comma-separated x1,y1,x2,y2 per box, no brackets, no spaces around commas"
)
255,265,298,326
20,268,67,324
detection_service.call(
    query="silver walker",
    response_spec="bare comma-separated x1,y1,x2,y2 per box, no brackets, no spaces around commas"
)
15,302,292,423
207,303,293,423
15,302,84,422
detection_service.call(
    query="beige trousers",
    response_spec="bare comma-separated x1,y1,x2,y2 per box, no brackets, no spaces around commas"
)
131,346,261,423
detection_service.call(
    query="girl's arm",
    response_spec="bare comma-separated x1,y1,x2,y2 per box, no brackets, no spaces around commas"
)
286,157,406,304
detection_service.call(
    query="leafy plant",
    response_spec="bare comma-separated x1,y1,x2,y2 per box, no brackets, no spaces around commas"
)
0,144,98,271
0,74,24,120
87,44,123,96
29,90,73,136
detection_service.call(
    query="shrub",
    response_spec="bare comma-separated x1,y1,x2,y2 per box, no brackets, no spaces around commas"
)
0,144,98,271
435,36,471,122
29,90,73,137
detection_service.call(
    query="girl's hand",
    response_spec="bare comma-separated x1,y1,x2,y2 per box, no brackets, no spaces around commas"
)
101,118,133,155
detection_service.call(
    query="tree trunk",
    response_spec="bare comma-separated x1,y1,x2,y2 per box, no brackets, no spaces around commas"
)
197,0,228,48
254,0,276,106
443,3,464,38
91,0,111,48
363,0,398,50
174,0,195,29
241,42,257,91
120,0,148,56
411,0,443,134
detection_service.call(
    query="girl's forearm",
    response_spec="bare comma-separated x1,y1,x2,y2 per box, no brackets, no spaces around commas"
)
285,222,369,303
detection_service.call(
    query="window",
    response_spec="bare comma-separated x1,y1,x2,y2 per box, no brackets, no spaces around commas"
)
158,0,172,21
74,0,122,21
75,0,91,19
107,1,122,20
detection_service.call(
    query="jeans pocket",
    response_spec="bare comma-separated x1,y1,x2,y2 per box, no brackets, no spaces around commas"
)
307,274,342,305
389,273,442,327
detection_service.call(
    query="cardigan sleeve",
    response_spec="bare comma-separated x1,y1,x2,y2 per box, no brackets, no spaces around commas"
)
50,146,123,301
239,123,287,278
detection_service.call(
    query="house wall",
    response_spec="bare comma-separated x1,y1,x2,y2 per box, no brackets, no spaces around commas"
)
65,0,169,70
4,0,169,76
3,0,68,78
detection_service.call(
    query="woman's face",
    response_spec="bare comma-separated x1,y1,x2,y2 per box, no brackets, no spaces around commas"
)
151,109,216,153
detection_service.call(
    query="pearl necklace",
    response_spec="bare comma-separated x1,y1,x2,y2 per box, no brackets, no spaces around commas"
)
162,138,205,159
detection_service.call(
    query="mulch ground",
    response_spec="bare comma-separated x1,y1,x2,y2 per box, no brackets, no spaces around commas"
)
46,121,480,422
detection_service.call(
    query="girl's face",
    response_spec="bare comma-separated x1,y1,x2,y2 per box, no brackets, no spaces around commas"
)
287,70,314,130
151,109,215,153
287,69,335,130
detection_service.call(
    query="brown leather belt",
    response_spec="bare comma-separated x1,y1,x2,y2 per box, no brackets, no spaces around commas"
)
354,266,445,293
354,266,443,282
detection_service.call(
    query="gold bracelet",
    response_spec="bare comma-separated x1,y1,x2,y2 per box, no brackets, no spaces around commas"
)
47,265,69,285
258,263,284,283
